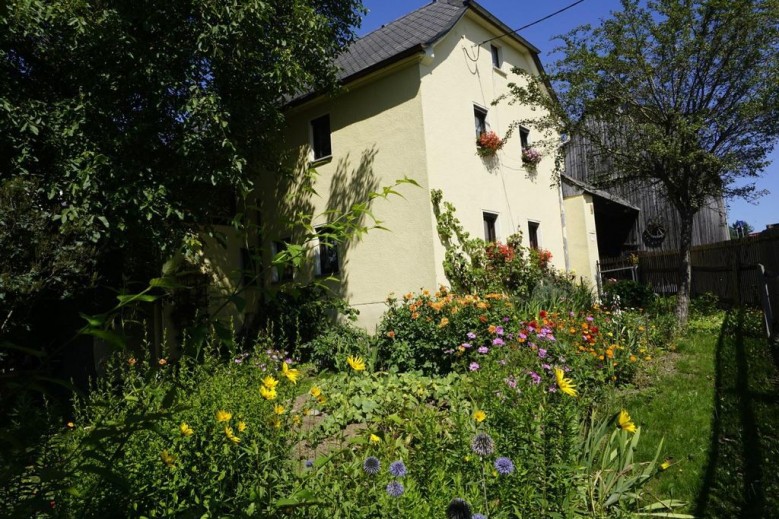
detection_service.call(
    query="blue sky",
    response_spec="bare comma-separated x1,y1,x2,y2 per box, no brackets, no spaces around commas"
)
359,0,779,232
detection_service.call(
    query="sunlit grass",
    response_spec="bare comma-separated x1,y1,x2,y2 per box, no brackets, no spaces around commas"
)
600,309,779,517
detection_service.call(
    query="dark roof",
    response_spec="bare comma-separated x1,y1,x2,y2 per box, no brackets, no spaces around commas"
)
288,0,545,107
561,174,640,212
336,0,467,80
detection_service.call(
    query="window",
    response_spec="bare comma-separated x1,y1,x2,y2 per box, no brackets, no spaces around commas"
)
310,114,331,161
519,126,530,149
490,45,501,68
270,239,294,283
315,226,340,276
528,221,540,249
241,247,259,287
474,106,488,138
483,212,498,242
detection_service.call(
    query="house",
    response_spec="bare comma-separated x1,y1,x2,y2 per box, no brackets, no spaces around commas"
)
203,0,598,333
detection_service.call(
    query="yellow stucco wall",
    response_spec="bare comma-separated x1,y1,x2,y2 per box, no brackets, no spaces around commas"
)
563,194,600,285
418,12,568,286
255,10,594,331
260,63,439,330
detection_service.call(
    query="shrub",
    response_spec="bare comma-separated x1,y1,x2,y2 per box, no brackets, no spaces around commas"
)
601,280,655,309
299,323,375,371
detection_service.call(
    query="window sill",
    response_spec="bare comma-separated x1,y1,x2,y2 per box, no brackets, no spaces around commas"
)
309,155,332,167
493,67,507,78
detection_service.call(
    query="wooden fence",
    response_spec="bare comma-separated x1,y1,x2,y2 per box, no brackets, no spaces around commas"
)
627,233,779,335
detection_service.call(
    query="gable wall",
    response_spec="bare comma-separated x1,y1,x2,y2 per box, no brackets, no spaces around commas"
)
418,12,572,286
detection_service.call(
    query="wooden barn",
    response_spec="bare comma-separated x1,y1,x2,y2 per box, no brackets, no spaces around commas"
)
562,132,730,262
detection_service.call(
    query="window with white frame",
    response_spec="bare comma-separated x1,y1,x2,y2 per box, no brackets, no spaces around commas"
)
528,221,540,249
310,114,331,161
474,105,488,139
490,44,501,68
315,226,339,277
483,212,498,242
270,238,294,283
519,126,530,149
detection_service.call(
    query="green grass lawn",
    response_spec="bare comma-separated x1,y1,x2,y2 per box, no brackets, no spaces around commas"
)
600,309,779,518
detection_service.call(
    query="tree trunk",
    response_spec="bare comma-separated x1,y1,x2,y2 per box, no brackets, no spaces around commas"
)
675,212,694,328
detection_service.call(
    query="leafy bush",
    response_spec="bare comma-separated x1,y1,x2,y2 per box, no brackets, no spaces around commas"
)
601,280,655,309
299,323,376,371
690,292,721,316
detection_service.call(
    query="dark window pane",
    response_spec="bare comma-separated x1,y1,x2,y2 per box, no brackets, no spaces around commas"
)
483,212,497,242
311,115,331,159
474,106,487,138
491,45,501,68
528,221,539,249
520,127,530,149
317,227,339,276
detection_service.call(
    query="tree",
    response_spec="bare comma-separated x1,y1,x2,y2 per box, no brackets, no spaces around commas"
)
507,0,779,326
0,0,365,332
729,219,755,238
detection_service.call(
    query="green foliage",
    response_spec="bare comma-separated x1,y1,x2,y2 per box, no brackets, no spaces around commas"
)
299,323,375,371
0,0,366,326
505,0,779,326
690,292,721,317
601,280,656,310
2,342,304,517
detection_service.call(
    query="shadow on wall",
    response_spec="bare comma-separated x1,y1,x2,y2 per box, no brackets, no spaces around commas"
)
246,145,379,345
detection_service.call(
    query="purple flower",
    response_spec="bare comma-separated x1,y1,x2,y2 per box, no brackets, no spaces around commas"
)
469,362,480,372
494,457,515,475
471,433,495,457
495,326,504,336
478,346,489,354
492,338,505,346
363,456,381,475
519,333,527,340
542,363,551,371
473,514,487,519
389,460,407,477
386,481,404,497
304,459,314,468
502,316,510,322
462,342,472,349
467,332,477,340
529,371,541,384
505,376,517,389
538,348,547,359
548,385,558,393
586,316,594,322
446,498,472,519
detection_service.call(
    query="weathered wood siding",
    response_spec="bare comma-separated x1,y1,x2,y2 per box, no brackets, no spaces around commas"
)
563,134,730,255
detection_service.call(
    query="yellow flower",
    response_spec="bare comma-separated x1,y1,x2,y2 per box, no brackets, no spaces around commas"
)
273,404,286,415
660,458,672,470
272,418,281,429
617,409,637,433
66,421,75,429
438,317,449,328
237,421,247,433
370,434,382,444
224,426,241,444
317,395,327,404
292,415,302,426
179,422,194,436
260,386,277,400
160,449,176,467
473,410,487,423
309,386,322,398
158,358,168,366
216,410,232,422
262,375,279,389
554,368,578,397
347,355,366,371
281,362,300,384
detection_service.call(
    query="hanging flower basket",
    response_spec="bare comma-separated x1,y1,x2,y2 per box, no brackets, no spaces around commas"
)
521,147,543,165
476,131,504,157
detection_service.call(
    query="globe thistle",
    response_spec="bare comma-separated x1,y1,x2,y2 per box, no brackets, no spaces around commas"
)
446,498,472,519
473,514,488,519
304,459,314,468
470,432,495,457
386,481,405,497
494,456,515,475
363,456,381,475
389,460,407,477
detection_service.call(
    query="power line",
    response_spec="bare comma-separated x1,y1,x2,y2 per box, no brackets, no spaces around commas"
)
478,0,586,46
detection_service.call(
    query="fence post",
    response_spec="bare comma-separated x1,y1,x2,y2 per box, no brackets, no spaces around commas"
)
758,264,773,339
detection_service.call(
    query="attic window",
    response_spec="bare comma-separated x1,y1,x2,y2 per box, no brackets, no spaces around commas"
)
490,45,501,68
310,114,331,161
474,106,488,139
519,126,530,149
